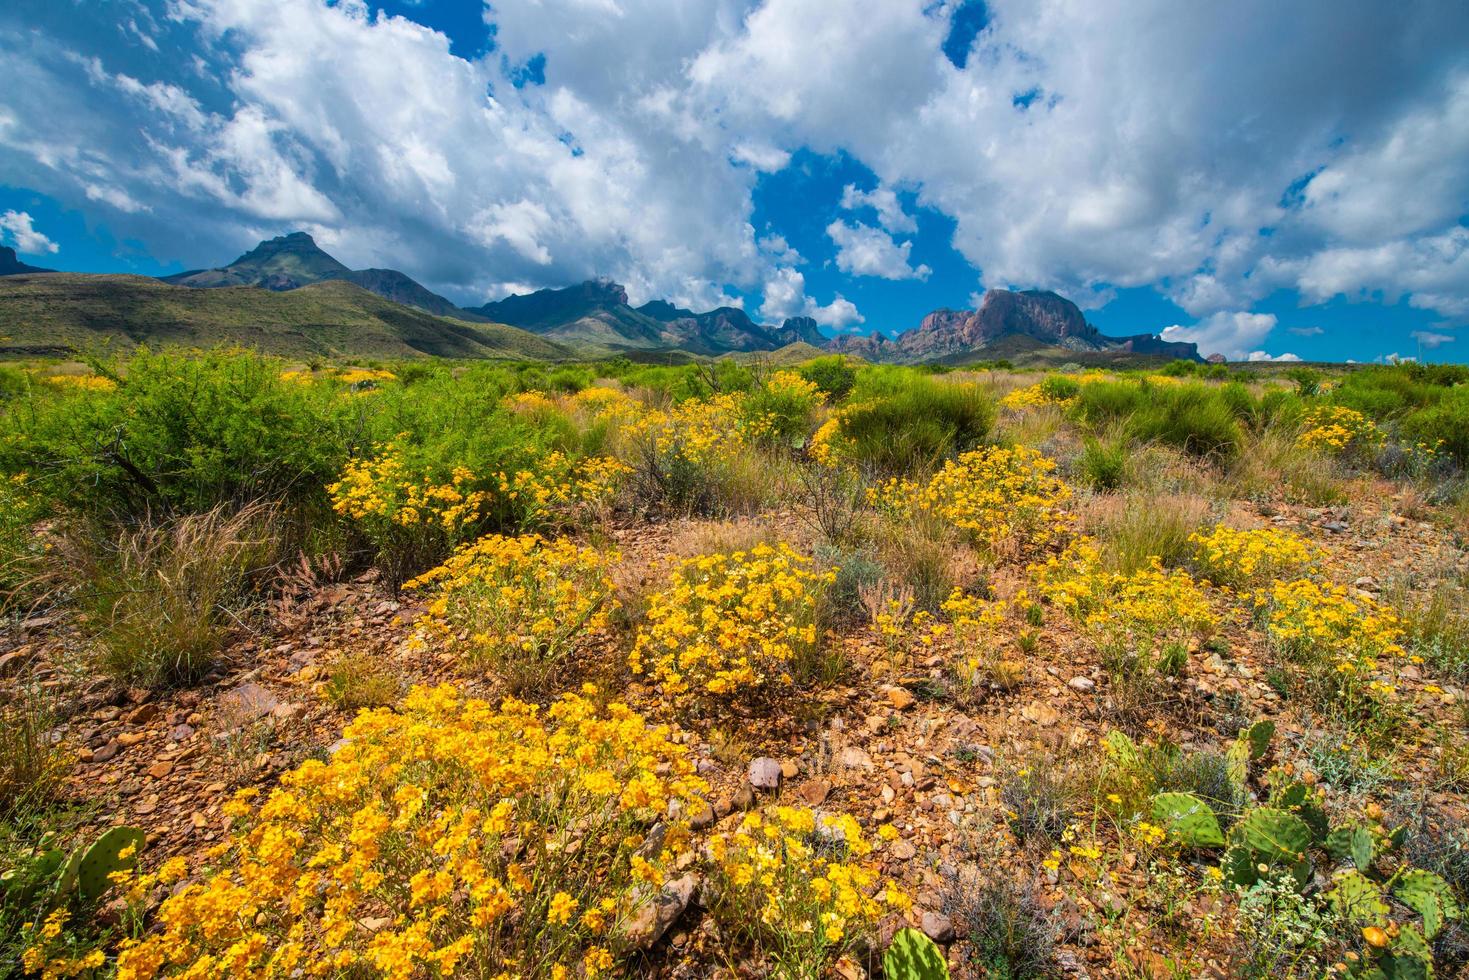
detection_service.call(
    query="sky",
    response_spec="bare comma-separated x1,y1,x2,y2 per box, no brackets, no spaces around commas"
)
1,0,1468,363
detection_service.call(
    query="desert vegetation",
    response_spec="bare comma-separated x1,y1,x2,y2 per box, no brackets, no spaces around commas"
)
2,350,1468,978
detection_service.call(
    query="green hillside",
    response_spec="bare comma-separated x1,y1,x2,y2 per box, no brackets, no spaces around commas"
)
0,273,575,361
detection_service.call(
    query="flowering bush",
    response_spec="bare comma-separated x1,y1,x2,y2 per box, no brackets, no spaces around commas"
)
741,371,823,447
497,452,632,528
42,373,117,392
114,685,706,980
1188,525,1326,589
706,805,909,979
1033,539,1214,677
406,534,618,692
999,376,1081,411
934,589,1027,700
1251,578,1405,722
1296,405,1382,456
869,446,1072,556
629,544,834,702
329,441,491,591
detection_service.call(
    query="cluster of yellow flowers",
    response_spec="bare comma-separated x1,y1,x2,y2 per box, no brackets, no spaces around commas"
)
706,806,909,977
42,373,117,392
114,684,705,980
497,452,632,527
1187,524,1327,589
807,415,844,467
1032,539,1214,664
630,543,833,701
337,368,398,386
869,446,1072,555
624,393,756,467
936,589,1027,697
406,534,618,691
1251,577,1404,674
999,380,1076,411
1296,405,1382,454
329,442,488,535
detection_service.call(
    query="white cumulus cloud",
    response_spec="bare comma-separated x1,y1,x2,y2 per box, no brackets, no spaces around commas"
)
1160,310,1279,361
0,210,58,253
825,219,930,280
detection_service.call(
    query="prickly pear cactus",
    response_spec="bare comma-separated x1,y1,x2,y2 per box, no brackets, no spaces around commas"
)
76,826,145,903
1394,868,1460,940
1224,807,1312,888
1244,720,1274,760
884,927,950,980
1270,781,1329,842
1150,792,1224,848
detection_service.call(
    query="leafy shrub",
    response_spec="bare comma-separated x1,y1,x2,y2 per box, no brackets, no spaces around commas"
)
2,350,348,519
1075,380,1244,458
999,761,1078,843
629,543,833,703
64,502,278,686
1402,385,1469,467
796,355,857,402
114,685,706,979
706,805,908,979
407,534,618,694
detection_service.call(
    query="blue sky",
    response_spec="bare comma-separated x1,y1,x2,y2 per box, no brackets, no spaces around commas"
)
2,0,1467,363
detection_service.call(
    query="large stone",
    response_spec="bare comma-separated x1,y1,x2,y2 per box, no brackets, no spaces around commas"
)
624,874,699,948
748,757,782,791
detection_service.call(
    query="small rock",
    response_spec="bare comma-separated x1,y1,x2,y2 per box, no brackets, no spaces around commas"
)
126,704,159,725
690,805,716,830
921,910,956,944
780,759,800,779
0,650,30,678
1323,521,1349,533
272,702,305,721
748,757,782,791
170,724,196,741
147,760,174,779
1067,676,1095,693
117,731,147,747
732,785,755,811
883,685,915,711
841,746,874,770
1353,576,1379,591
889,839,916,861
796,779,830,806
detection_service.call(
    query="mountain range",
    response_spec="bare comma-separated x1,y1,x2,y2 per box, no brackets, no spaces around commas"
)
0,231,1201,362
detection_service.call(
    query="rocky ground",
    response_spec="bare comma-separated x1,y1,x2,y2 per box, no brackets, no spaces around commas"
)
4,478,1466,977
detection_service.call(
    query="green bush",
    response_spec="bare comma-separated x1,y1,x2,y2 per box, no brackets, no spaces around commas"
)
1402,386,1469,467
798,355,857,402
2,350,349,519
1077,435,1128,491
838,371,996,474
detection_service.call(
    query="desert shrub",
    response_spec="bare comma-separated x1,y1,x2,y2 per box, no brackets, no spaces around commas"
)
407,534,618,694
1389,579,1469,681
999,760,1079,844
1230,871,1342,978
2,350,348,519
1187,524,1326,589
796,355,857,402
619,393,786,516
1402,385,1469,468
1084,491,1208,574
866,511,967,611
1228,424,1348,505
1075,380,1244,459
942,870,1060,980
823,373,995,475
868,445,1072,558
629,543,834,704
1076,434,1129,491
322,653,402,711
64,502,278,686
114,685,706,979
0,473,50,608
0,682,72,821
329,441,494,592
706,805,907,979
1296,405,1382,458
815,543,884,625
